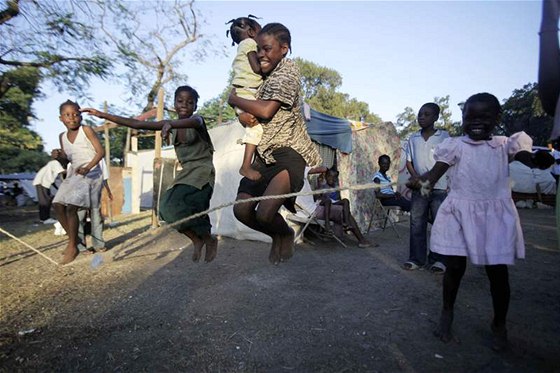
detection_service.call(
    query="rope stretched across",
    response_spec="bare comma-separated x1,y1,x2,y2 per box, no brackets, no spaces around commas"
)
0,226,59,266
123,180,400,249
0,179,408,265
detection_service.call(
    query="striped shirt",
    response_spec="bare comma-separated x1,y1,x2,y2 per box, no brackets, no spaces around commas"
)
256,58,322,167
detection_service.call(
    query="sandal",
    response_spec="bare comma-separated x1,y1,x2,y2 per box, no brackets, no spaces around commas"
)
402,261,420,271
81,248,96,255
429,262,446,274
96,247,109,253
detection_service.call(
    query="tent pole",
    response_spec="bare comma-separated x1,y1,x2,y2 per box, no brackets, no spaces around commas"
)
152,88,164,228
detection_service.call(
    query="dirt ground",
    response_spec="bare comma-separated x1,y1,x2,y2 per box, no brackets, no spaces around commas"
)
0,204,559,372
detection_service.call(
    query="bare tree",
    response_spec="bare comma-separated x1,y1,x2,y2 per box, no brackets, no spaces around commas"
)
0,0,111,98
98,0,217,112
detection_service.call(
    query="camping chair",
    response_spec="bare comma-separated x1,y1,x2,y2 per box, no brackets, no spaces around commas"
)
366,195,402,238
286,201,347,248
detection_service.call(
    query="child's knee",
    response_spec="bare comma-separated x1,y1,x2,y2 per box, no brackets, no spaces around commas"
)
255,210,275,226
233,204,249,222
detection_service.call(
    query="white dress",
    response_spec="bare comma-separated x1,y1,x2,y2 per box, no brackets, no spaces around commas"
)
430,132,532,265
52,126,102,208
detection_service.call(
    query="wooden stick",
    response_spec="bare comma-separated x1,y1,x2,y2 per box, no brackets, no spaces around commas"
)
0,227,59,266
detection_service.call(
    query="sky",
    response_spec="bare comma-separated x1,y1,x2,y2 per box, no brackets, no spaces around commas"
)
31,0,543,152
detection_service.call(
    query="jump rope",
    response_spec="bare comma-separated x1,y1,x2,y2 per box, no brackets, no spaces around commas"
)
0,180,431,267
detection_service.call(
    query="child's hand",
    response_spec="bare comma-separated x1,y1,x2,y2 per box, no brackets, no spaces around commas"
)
76,166,90,176
239,112,258,128
419,180,432,197
407,176,432,196
80,108,103,118
51,149,66,160
406,176,422,190
161,121,172,145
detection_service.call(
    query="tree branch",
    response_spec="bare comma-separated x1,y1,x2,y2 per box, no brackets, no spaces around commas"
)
0,56,100,68
0,0,19,26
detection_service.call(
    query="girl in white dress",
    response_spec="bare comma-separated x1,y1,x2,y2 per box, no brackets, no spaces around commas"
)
52,100,105,265
408,93,553,351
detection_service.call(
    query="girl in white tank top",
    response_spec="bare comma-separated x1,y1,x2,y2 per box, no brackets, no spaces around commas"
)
52,100,105,265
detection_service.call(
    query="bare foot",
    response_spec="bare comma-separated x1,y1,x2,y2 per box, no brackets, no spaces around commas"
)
279,228,295,262
239,166,262,181
269,235,281,265
191,236,204,263
491,322,508,352
433,309,454,343
204,235,218,263
60,246,79,265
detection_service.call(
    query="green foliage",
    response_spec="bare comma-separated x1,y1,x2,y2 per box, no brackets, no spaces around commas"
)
198,73,236,128
0,148,50,174
498,83,553,146
0,66,48,173
295,58,382,123
295,57,342,99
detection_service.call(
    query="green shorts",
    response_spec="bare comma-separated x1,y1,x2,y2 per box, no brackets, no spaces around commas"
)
159,183,213,236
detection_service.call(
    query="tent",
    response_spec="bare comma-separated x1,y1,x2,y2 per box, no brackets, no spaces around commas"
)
0,172,37,204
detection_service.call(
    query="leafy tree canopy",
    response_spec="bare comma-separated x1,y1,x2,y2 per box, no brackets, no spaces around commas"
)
294,58,382,124
497,82,553,146
0,66,49,173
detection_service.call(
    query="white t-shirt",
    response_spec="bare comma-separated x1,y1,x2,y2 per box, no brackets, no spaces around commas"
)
33,160,64,189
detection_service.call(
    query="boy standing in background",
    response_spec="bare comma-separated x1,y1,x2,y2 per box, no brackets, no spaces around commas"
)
403,103,449,273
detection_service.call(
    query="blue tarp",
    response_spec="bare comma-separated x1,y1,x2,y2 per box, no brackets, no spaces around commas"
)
0,173,36,181
305,108,353,153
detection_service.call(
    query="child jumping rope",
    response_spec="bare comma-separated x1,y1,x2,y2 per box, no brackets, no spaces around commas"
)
408,93,553,351
81,86,218,263
52,100,105,265
226,15,263,181
228,23,322,264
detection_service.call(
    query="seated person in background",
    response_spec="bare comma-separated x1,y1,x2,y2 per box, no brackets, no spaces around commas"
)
316,167,372,248
372,154,411,211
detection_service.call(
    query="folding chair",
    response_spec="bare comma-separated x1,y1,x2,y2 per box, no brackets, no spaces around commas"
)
366,196,402,237
286,201,347,248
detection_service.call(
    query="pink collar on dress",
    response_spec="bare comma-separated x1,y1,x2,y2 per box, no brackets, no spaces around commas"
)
461,135,503,148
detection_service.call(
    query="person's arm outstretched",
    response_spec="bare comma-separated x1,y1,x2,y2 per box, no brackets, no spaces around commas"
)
80,108,203,131
538,0,560,116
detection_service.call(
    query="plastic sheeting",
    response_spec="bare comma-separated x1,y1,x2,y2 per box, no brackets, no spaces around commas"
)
305,108,353,153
